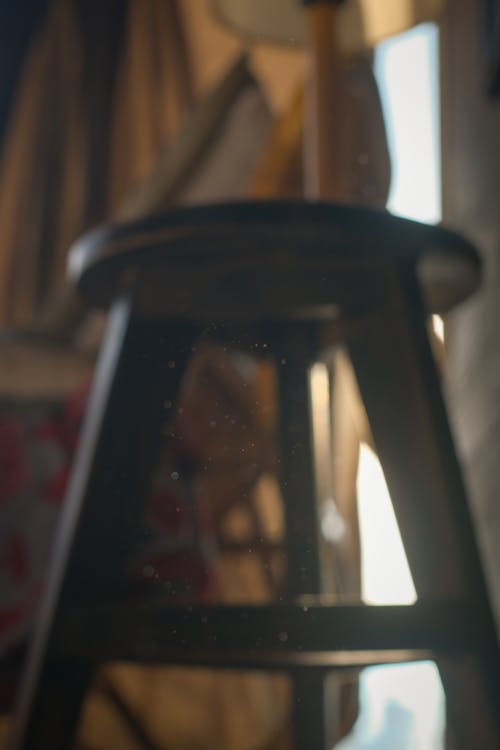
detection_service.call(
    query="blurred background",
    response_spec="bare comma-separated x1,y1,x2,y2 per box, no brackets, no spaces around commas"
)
0,1,499,748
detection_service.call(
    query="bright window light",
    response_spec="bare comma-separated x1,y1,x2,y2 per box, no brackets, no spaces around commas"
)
337,22,446,750
374,23,441,225
357,443,416,606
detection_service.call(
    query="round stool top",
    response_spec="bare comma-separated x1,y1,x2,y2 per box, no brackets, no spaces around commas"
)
68,201,480,320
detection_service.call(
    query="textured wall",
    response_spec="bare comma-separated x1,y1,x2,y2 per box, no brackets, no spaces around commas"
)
441,0,500,624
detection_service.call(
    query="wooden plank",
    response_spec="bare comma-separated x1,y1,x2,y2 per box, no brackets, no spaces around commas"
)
346,269,500,747
53,600,482,667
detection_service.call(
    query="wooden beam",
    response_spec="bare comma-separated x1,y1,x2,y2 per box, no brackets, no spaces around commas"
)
53,599,482,668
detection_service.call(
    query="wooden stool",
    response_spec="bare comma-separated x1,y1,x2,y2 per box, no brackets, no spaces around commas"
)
9,202,500,749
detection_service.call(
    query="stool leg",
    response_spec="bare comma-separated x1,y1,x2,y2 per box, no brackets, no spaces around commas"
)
9,299,199,750
347,273,500,749
273,323,326,750
274,324,322,598
9,663,94,750
292,668,327,750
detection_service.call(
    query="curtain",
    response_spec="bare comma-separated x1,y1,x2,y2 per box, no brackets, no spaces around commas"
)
0,0,192,328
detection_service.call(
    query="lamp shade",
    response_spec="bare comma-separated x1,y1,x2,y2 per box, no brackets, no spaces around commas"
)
212,0,444,52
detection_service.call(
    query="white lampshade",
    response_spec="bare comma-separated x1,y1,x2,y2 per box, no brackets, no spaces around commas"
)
212,0,444,52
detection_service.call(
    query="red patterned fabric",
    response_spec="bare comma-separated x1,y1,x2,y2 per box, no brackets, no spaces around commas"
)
0,418,27,500
0,387,216,709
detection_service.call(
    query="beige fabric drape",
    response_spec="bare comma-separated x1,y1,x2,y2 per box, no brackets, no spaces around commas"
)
0,0,191,329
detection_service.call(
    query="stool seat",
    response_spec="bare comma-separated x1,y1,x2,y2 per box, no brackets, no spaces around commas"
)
69,201,480,319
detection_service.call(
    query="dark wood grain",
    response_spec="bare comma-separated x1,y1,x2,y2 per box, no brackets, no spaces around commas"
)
69,201,481,319
52,599,483,667
347,269,500,748
271,322,326,749
9,299,200,749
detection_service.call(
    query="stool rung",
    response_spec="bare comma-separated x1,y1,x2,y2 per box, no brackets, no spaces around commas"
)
53,599,485,669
